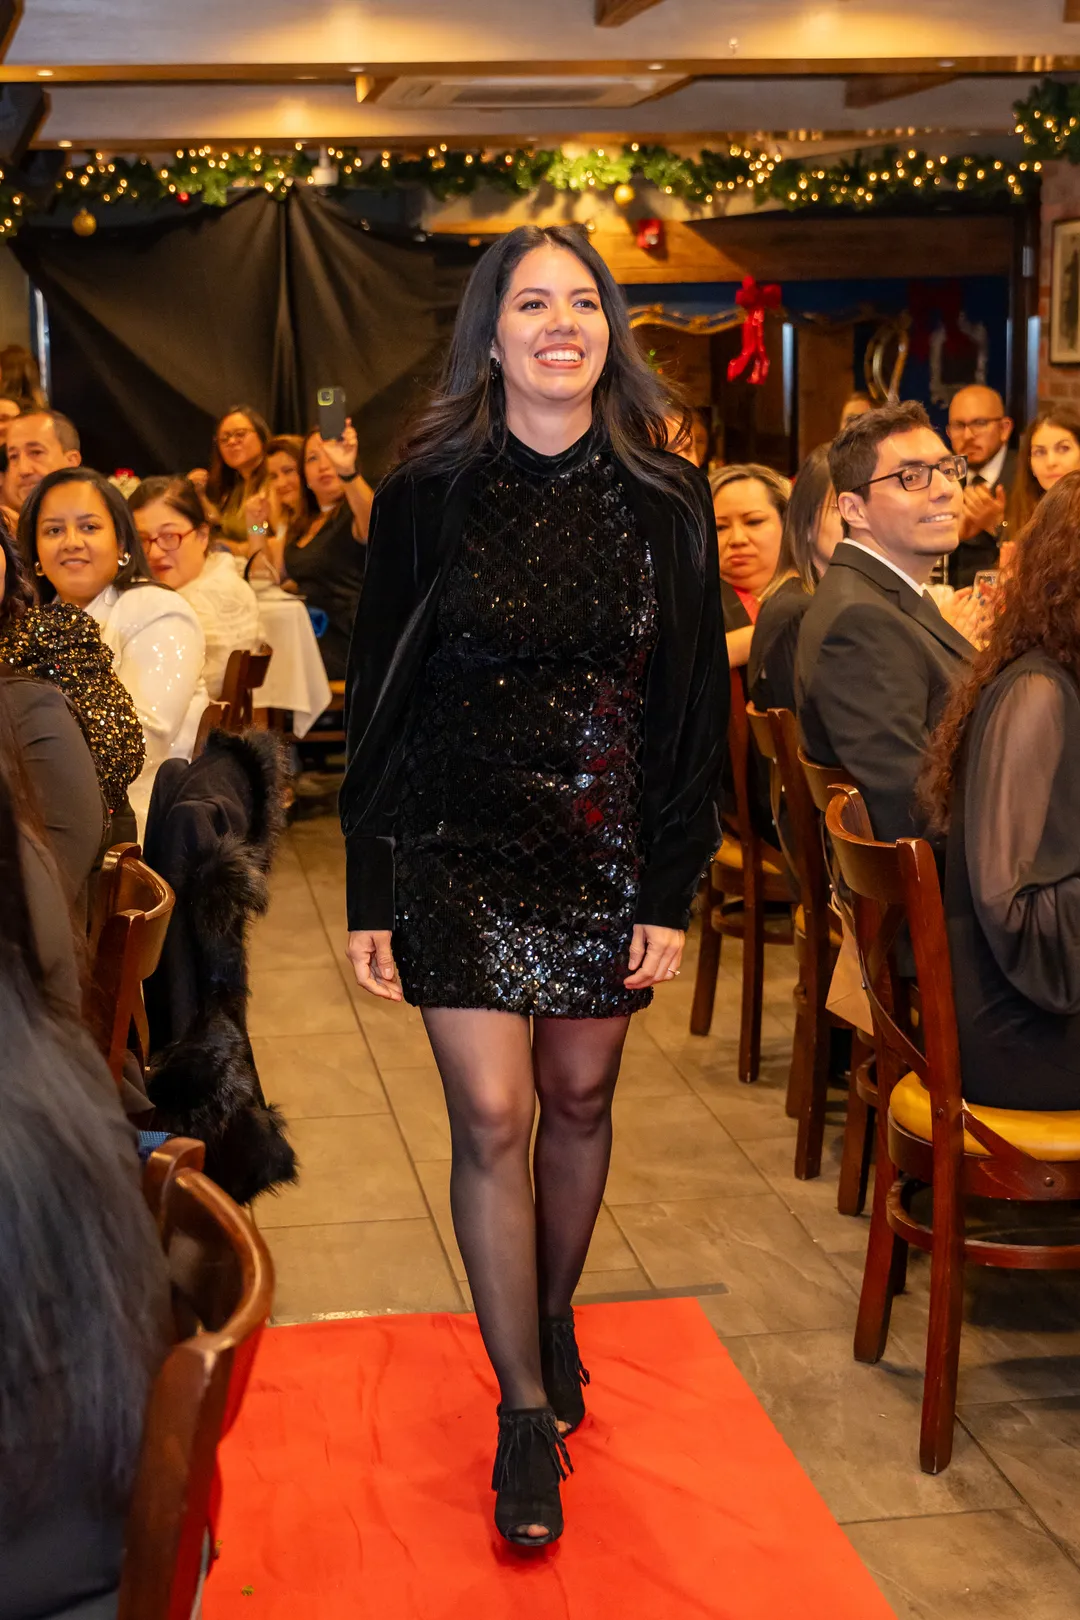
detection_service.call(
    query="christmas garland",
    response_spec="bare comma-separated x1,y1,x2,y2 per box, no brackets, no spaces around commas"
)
0,75,1073,241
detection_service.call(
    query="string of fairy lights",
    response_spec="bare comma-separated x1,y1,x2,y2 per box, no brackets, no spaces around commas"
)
0,76,1073,241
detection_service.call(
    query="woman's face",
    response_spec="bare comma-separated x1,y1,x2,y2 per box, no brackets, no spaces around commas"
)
133,495,209,590
304,436,343,507
713,478,784,598
493,245,610,420
813,488,844,575
267,450,302,511
1030,421,1080,492
36,481,123,607
216,412,263,474
0,397,20,446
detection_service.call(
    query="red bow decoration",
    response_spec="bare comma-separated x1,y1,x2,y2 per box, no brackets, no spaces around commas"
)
635,216,664,251
727,276,782,386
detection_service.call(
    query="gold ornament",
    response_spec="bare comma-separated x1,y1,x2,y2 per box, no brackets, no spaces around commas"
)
613,182,635,207
72,206,97,237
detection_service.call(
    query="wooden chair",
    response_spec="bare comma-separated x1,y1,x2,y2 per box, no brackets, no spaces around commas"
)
192,701,228,759
85,844,175,1086
826,786,1080,1474
219,642,273,731
690,670,794,1084
747,705,843,1181
799,748,878,1216
118,1136,275,1620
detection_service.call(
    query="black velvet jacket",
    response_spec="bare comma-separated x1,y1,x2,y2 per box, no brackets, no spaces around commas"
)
339,445,728,933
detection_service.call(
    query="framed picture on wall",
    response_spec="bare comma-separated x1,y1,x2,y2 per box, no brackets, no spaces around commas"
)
1051,218,1080,365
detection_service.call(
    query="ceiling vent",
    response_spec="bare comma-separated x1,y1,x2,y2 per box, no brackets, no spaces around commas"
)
377,74,681,110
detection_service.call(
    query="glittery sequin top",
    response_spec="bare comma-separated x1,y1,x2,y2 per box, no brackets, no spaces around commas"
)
0,602,145,812
391,428,659,1017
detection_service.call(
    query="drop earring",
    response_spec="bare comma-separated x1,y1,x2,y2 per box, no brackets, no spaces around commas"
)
117,551,131,568
32,560,43,576
489,355,502,381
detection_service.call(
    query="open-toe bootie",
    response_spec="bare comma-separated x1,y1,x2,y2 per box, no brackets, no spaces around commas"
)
541,1310,591,1436
492,1405,571,1547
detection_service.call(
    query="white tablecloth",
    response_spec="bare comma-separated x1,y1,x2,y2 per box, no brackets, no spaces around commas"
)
252,591,332,738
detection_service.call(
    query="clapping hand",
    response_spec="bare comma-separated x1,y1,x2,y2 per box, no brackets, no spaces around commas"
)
318,417,359,481
624,923,685,989
958,481,1005,542
941,585,994,650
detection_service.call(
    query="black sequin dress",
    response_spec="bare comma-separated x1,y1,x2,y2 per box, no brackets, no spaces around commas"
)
393,429,659,1017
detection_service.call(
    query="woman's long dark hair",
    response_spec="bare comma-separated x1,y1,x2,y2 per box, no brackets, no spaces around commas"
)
0,692,167,1528
206,403,270,510
1006,406,1080,537
762,443,834,601
0,511,33,629
398,224,695,523
921,469,1080,832
19,467,157,603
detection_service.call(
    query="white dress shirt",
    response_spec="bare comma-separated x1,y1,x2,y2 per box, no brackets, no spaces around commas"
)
840,538,927,597
178,550,261,700
969,442,1008,491
86,582,208,835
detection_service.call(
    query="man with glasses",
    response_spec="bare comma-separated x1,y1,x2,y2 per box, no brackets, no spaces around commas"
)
944,384,1014,587
795,400,975,843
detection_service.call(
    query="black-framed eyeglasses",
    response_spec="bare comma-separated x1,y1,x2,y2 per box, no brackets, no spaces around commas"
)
947,416,1003,436
861,455,967,494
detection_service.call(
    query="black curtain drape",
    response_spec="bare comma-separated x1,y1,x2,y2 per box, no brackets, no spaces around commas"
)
12,192,483,481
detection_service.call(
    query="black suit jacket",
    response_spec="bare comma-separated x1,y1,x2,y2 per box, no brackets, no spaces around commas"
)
340,446,727,933
948,445,1016,588
794,542,974,843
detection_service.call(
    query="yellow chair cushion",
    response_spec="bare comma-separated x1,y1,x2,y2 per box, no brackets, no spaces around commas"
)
889,1071,1080,1160
794,904,843,951
713,836,785,880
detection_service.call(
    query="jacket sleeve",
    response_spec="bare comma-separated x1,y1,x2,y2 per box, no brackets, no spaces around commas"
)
634,476,728,930
340,471,428,933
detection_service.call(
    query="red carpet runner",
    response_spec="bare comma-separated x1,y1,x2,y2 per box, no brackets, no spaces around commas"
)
204,1297,895,1619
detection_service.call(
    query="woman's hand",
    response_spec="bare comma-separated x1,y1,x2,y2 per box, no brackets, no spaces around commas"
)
624,923,685,989
940,585,993,649
244,490,272,534
346,930,403,1001
319,418,359,481
187,467,209,493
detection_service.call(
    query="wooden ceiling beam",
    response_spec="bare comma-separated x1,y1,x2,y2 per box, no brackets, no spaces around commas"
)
843,72,960,109
595,0,665,24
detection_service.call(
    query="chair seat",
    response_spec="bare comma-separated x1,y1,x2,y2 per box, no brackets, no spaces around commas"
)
794,903,843,951
712,836,792,906
890,1071,1080,1161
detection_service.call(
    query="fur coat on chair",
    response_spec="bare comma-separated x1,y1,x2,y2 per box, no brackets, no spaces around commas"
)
143,729,298,1205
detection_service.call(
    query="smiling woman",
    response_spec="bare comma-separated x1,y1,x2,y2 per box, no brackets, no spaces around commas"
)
19,468,208,834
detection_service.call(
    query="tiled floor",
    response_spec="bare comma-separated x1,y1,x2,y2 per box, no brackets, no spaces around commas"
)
248,812,1080,1619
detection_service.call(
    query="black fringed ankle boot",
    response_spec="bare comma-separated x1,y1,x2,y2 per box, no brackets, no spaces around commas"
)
540,1310,591,1436
492,1406,571,1547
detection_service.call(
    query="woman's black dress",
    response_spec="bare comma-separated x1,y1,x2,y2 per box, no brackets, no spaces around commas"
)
392,431,658,1017
284,503,367,681
945,649,1080,1109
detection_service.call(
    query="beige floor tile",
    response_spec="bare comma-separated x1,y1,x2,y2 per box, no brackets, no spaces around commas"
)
573,1268,656,1302
258,1114,426,1229
250,1031,387,1119
610,1192,856,1335
605,1093,766,1204
381,1063,452,1162
684,1048,805,1141
267,1218,463,1321
738,1129,871,1253
959,1398,1080,1563
724,1328,1015,1524
845,1508,1080,1620
612,1045,692,1100
346,990,438,1067
249,915,336,972
248,965,358,1037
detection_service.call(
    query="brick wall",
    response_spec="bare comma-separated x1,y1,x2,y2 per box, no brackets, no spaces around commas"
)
1038,162,1080,407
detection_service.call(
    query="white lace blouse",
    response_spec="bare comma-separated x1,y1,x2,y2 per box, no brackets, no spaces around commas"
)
85,582,208,834
178,550,261,700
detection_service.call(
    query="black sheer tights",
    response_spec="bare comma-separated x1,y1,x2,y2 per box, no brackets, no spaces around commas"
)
422,1008,630,1411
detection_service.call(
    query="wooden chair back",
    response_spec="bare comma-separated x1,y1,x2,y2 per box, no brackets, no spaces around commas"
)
824,787,962,1144
219,642,273,731
118,1137,274,1620
748,706,825,915
192,702,228,759
728,669,785,867
85,844,175,1084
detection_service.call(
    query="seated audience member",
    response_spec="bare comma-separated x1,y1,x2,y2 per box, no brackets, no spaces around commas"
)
0,393,21,444
190,405,271,553
4,407,81,517
0,342,47,410
839,391,872,427
0,761,170,1618
711,463,790,671
1005,406,1080,539
0,517,143,844
244,433,318,580
795,400,974,843
943,384,1014,588
284,419,374,681
748,443,842,715
130,476,260,700
921,471,1080,1110
20,467,207,835
666,407,710,468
